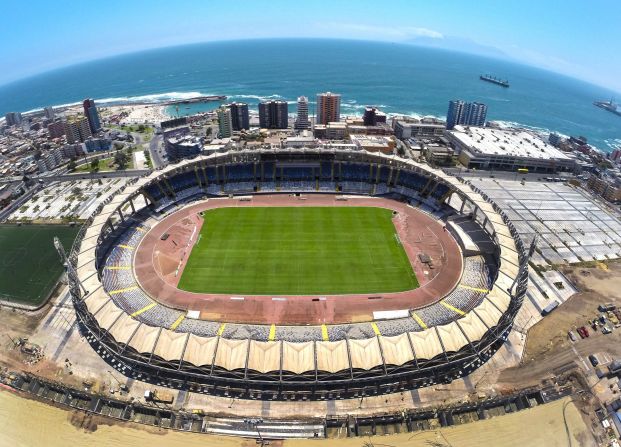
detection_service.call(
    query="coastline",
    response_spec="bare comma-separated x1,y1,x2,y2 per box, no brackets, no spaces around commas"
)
12,91,615,153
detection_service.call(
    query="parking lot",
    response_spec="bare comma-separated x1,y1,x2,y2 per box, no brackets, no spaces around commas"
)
8,178,130,222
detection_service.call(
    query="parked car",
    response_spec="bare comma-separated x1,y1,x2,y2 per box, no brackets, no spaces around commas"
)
568,331,577,342
588,355,599,367
602,322,614,334
578,326,590,339
599,303,616,312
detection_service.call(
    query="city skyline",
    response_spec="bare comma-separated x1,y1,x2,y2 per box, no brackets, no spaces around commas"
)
1,1,620,93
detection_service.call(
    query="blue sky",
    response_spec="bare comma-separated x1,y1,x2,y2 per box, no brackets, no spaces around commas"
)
1,0,620,92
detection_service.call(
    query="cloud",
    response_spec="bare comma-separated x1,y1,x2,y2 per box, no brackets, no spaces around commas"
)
315,22,444,40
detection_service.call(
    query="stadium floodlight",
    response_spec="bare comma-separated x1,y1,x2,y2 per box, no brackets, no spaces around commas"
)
54,236,88,297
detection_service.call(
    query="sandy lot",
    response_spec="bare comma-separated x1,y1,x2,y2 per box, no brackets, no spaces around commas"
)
0,390,593,447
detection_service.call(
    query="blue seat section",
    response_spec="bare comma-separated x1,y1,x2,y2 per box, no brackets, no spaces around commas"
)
281,166,314,180
226,163,255,181
261,161,275,179
379,165,391,183
144,183,164,201
431,183,450,200
205,166,218,182
341,163,369,182
169,171,198,191
398,170,427,191
320,161,333,179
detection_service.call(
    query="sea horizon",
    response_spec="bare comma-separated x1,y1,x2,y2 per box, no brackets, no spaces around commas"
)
1,38,619,151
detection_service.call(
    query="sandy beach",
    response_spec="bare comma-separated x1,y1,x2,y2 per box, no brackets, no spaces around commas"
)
105,104,171,125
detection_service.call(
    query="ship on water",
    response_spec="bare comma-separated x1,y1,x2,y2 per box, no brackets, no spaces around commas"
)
594,98,621,117
480,74,509,88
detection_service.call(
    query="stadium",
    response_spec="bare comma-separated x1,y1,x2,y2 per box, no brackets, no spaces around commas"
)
66,149,528,401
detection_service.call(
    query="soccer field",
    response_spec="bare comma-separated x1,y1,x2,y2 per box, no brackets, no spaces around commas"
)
0,225,79,306
177,206,418,295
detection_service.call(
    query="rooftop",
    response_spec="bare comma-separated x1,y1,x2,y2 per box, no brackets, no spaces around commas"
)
449,126,571,160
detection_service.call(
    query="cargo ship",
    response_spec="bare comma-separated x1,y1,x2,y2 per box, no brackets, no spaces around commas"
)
480,74,509,88
594,99,621,117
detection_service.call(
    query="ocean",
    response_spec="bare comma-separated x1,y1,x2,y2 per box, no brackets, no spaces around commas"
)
0,39,619,151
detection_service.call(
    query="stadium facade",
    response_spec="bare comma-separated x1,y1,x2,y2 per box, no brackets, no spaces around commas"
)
65,149,528,400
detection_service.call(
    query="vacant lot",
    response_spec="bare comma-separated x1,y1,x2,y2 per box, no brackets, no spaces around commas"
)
0,224,79,305
177,206,418,295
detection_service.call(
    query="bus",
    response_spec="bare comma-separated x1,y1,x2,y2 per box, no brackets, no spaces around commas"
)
517,168,529,174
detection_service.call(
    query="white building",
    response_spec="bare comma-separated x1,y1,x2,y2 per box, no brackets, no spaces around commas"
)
294,96,311,130
446,126,576,172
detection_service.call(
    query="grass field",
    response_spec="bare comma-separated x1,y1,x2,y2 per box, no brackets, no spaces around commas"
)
177,207,418,295
0,225,79,305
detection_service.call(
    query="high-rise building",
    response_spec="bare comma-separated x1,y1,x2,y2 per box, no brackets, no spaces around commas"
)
549,132,562,147
446,100,465,130
4,112,23,127
83,99,101,134
446,100,487,129
294,96,311,130
226,102,250,131
217,107,233,138
64,116,92,143
47,120,66,139
258,100,288,129
44,106,55,120
362,107,386,126
316,92,341,125
463,102,488,127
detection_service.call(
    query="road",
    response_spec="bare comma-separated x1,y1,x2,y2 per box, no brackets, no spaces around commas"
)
148,134,166,168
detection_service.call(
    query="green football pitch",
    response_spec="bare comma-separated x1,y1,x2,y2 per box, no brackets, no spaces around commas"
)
177,206,418,295
0,225,79,306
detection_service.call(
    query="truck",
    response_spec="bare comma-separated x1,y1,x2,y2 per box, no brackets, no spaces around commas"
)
144,389,174,404
541,301,560,316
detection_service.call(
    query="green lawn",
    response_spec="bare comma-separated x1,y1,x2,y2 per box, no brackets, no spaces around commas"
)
74,156,135,173
177,207,418,295
0,225,80,305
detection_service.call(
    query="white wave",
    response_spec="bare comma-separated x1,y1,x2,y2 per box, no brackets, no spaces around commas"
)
23,100,83,114
490,120,555,135
604,138,621,150
227,94,284,101
95,91,213,105
20,91,221,115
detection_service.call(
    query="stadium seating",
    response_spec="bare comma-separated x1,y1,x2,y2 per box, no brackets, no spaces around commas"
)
96,159,502,346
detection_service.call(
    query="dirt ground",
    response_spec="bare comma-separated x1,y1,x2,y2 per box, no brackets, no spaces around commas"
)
0,389,594,447
0,304,49,371
501,262,621,382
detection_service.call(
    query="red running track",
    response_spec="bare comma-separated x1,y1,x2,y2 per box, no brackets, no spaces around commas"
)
133,194,463,325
